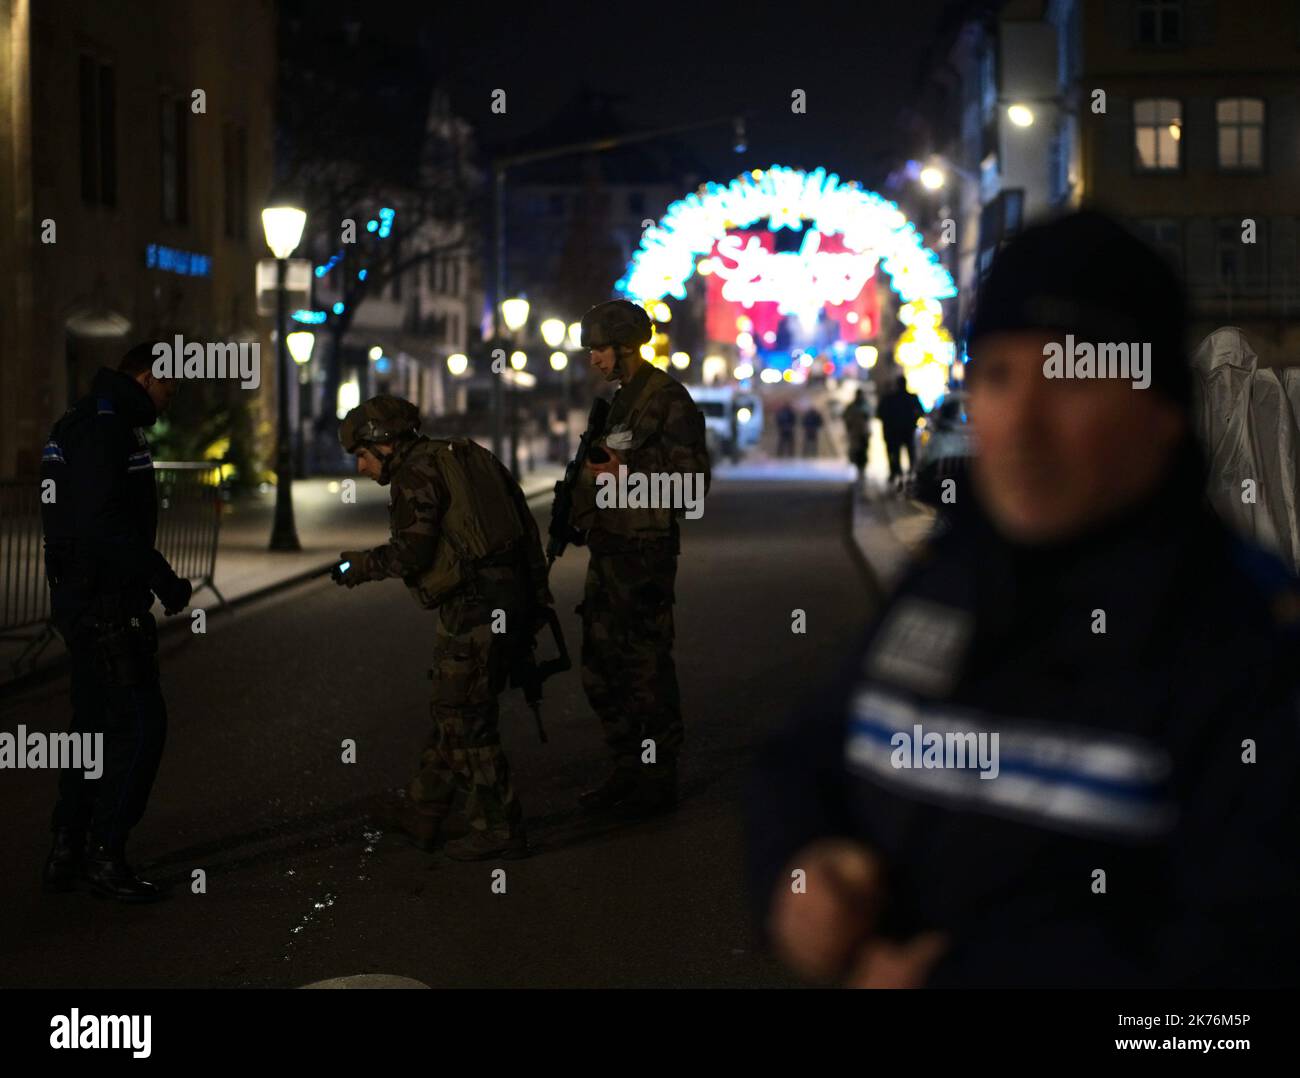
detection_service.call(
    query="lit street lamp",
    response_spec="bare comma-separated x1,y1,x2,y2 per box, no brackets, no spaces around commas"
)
540,318,566,349
262,203,307,551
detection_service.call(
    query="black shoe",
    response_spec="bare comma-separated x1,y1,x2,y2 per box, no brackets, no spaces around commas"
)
578,770,639,813
81,845,166,903
613,781,678,821
43,827,85,893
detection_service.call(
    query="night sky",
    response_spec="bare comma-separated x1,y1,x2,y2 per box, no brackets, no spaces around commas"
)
292,0,954,187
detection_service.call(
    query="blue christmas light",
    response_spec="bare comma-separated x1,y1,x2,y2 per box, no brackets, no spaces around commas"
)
332,301,345,315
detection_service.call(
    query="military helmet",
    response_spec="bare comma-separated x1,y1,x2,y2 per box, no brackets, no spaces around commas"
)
339,395,421,452
580,299,653,350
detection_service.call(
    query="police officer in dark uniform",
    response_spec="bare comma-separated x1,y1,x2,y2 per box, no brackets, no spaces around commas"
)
40,342,192,902
749,212,1300,987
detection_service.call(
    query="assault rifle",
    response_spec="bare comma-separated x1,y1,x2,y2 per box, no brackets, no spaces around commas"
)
546,396,611,567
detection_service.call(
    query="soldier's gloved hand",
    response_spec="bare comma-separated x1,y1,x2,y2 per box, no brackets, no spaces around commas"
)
153,571,193,616
333,551,367,588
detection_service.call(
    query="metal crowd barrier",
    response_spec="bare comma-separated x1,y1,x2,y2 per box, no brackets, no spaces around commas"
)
0,460,227,675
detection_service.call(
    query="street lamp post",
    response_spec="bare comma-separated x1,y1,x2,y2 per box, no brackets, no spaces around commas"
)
262,204,307,552
501,297,529,477
287,330,315,478
541,318,567,462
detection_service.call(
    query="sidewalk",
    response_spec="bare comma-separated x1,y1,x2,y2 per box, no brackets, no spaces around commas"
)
846,428,937,592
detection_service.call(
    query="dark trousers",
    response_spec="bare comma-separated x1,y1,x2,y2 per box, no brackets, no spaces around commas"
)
884,436,912,481
776,429,795,457
51,615,167,850
580,541,682,782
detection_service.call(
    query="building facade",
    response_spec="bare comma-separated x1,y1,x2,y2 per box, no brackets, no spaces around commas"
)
0,0,277,477
916,0,1300,364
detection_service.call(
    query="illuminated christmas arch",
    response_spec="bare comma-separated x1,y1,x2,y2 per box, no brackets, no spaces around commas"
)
617,165,958,405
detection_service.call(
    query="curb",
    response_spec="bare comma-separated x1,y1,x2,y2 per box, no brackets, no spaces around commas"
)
846,484,936,599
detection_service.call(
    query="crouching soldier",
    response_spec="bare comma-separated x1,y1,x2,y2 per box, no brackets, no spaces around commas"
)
335,396,552,861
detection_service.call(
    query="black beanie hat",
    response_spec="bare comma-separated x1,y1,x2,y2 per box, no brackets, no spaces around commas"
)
967,211,1191,410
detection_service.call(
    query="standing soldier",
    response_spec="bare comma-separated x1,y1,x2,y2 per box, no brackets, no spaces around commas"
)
570,300,710,818
334,396,552,861
40,341,192,902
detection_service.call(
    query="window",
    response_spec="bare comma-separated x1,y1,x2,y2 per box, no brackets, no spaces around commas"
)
548,193,566,215
1217,98,1264,170
1215,218,1268,294
1134,98,1181,171
160,96,189,224
1135,0,1182,46
78,55,116,206
222,123,248,238
450,259,460,296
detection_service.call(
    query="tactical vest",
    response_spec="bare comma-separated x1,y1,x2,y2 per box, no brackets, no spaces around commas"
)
573,366,679,539
406,437,528,609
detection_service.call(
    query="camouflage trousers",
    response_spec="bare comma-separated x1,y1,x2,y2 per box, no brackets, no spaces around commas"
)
580,538,683,783
410,574,524,838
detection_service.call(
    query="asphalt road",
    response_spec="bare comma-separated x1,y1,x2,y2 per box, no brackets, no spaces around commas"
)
0,471,876,988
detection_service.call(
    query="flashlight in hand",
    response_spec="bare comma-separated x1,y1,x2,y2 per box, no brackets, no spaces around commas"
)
330,560,351,585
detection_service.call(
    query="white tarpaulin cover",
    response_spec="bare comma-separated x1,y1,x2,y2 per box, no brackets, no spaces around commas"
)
1191,327,1300,571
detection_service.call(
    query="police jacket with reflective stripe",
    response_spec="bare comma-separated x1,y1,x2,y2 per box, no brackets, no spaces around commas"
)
748,451,1300,986
40,366,167,615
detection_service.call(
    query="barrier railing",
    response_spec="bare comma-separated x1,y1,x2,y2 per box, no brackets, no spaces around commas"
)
0,460,227,675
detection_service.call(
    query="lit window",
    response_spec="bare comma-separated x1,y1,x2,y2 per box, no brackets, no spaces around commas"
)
1216,98,1264,170
1134,98,1181,171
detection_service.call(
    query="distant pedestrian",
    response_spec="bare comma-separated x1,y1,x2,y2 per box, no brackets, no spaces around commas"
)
843,389,873,486
801,407,824,458
877,376,924,490
775,403,797,458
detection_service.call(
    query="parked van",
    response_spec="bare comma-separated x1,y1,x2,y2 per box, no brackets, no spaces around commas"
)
687,385,764,462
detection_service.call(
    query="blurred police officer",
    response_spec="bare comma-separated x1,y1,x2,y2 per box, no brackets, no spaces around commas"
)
570,300,710,818
335,396,551,861
749,212,1300,987
40,342,193,902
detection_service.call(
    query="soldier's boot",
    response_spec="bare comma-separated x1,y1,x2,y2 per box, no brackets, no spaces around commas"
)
443,828,529,862
80,844,166,903
43,827,85,893
370,793,468,851
577,768,640,813
613,764,679,821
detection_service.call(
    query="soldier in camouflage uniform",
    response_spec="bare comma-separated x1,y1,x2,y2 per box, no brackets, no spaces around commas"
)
570,300,711,818
335,396,552,861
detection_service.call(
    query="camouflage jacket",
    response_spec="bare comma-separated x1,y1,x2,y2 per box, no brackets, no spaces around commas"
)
355,436,552,610
572,362,711,541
